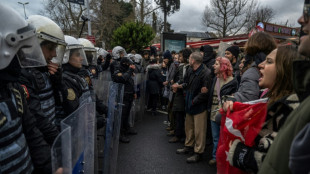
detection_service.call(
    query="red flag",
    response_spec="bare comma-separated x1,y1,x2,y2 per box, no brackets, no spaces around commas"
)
216,102,267,174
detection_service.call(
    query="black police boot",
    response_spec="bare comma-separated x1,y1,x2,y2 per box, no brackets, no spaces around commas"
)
119,135,130,143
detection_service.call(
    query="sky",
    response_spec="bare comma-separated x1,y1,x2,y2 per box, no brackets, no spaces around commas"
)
3,0,305,32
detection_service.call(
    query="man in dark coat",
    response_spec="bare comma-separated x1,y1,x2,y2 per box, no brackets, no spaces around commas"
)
169,48,192,143
172,52,211,163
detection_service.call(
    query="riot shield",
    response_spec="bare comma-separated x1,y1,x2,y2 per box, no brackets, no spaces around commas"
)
99,70,112,82
79,90,93,105
92,78,110,104
129,73,144,127
102,82,124,174
51,127,72,174
51,102,96,174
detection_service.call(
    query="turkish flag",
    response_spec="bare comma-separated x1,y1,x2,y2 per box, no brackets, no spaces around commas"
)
216,102,267,174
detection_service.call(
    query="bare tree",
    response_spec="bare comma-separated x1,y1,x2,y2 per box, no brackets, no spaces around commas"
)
132,0,159,23
40,0,86,37
41,0,134,48
155,0,180,32
202,0,257,37
245,5,276,32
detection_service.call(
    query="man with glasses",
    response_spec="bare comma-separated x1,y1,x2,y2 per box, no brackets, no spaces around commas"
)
258,1,310,173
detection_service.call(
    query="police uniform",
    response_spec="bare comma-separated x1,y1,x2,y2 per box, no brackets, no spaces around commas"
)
112,60,135,137
110,59,121,76
0,60,52,174
19,67,59,145
55,64,90,126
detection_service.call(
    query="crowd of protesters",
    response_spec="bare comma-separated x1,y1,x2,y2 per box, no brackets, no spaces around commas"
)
1,1,310,174
140,1,310,173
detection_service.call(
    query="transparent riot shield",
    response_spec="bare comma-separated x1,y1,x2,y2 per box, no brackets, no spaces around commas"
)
92,78,110,104
142,72,147,112
129,73,144,127
79,90,93,105
102,82,124,174
99,70,112,82
51,102,96,174
93,80,111,174
51,127,72,174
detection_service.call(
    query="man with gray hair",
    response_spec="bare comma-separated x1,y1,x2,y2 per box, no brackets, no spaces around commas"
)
172,52,211,163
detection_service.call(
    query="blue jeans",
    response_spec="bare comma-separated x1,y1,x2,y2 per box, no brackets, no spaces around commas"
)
211,120,220,159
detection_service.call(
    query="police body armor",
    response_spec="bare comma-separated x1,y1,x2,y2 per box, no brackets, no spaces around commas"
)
0,83,33,174
55,71,91,125
22,68,56,123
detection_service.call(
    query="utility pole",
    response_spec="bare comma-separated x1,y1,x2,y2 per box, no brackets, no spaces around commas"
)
18,2,29,19
86,0,91,35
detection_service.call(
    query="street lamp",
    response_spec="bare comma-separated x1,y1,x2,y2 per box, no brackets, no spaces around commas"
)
18,2,29,19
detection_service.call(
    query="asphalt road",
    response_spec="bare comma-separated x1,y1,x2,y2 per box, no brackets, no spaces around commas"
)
117,111,217,174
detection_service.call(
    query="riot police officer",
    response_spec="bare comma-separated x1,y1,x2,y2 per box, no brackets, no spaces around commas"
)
78,38,98,80
77,38,108,128
110,46,127,75
0,4,53,173
112,57,137,143
133,54,144,73
18,15,63,145
96,47,112,73
54,35,91,126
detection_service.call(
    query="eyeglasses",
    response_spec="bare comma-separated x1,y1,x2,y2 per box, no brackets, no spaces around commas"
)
303,4,310,23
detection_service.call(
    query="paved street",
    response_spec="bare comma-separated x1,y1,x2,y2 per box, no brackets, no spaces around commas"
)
117,112,217,174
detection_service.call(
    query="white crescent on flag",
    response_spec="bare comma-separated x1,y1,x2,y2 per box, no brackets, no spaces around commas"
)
225,117,245,142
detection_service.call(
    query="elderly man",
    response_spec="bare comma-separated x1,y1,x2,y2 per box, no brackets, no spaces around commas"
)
172,52,211,163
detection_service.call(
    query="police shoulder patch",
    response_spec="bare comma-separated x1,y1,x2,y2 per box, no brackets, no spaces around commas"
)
0,111,7,127
20,85,29,99
67,88,76,101
117,73,122,77
85,76,91,85
91,68,96,75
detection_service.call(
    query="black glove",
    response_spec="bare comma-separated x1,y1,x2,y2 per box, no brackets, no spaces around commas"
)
50,67,63,89
97,57,103,65
229,140,259,173
106,53,112,61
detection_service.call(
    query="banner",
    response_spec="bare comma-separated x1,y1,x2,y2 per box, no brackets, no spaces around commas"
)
216,101,267,174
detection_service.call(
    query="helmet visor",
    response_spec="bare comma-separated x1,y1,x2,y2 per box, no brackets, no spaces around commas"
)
16,36,47,68
67,48,88,68
51,44,66,64
85,50,97,66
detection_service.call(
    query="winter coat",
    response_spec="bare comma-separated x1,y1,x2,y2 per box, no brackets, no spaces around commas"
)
207,77,239,113
172,64,190,112
19,67,59,145
289,122,310,174
201,45,216,80
146,64,163,94
234,62,260,102
258,60,310,174
182,64,211,115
